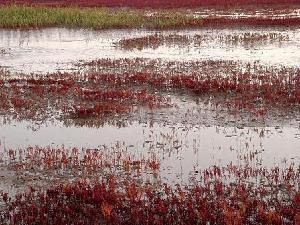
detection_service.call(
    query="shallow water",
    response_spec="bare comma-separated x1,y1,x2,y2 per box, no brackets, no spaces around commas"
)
0,118,299,184
0,27,299,189
1,27,300,73
193,7,300,18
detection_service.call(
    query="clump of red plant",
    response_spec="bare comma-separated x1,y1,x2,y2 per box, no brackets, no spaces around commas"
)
2,0,300,8
0,73,168,121
1,60,300,121
116,32,288,51
79,64,300,116
218,32,289,46
116,34,191,50
0,161,299,224
4,144,160,184
201,16,300,27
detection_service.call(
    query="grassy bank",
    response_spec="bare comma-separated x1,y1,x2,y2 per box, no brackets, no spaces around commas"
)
1,5,300,29
1,0,300,8
0,5,201,29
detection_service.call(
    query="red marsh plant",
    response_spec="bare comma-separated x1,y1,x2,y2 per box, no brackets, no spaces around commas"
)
75,58,277,78
0,141,299,225
4,144,161,182
1,0,300,8
201,16,300,27
78,65,300,115
116,34,191,50
0,160,299,224
116,32,288,50
218,32,289,46
0,74,168,121
1,62,300,120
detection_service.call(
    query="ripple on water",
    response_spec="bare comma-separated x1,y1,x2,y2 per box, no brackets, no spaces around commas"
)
1,27,300,73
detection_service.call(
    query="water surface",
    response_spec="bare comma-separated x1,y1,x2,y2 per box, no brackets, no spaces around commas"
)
1,27,300,73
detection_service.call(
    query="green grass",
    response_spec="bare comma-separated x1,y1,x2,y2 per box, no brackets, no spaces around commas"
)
0,5,201,29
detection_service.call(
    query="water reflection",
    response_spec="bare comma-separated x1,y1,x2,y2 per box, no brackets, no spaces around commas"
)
0,118,299,184
0,27,300,73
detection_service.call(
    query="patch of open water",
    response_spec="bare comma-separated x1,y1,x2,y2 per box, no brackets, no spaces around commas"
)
0,27,300,73
0,118,299,185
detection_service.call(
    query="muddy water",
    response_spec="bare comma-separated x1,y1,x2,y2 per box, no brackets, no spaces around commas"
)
0,27,300,73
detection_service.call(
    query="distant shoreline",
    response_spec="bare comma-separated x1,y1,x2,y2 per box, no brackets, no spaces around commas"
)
0,0,300,8
1,5,300,29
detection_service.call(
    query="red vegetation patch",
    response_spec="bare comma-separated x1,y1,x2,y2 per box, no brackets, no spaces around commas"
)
1,0,300,8
0,161,299,224
0,75,167,121
116,33,289,50
5,145,160,178
80,67,300,115
201,16,300,27
72,102,129,117
116,34,191,50
1,62,300,120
